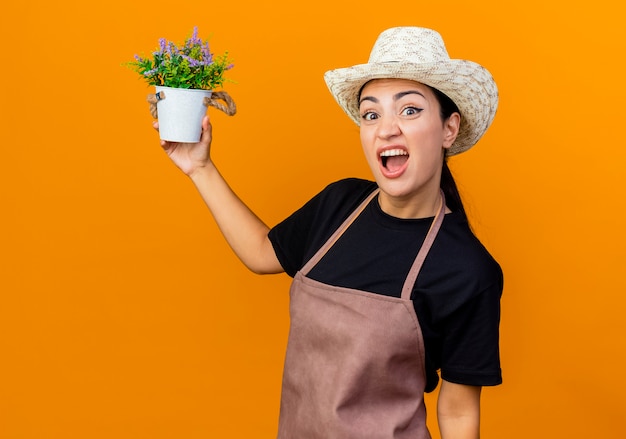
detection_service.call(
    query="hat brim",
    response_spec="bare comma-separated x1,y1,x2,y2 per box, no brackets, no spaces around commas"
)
324,59,498,155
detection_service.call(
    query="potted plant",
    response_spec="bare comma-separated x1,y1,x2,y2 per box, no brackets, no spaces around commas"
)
128,27,236,142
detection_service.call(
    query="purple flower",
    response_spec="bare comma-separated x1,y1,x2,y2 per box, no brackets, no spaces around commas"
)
189,26,201,46
202,42,212,64
129,27,233,90
182,55,201,67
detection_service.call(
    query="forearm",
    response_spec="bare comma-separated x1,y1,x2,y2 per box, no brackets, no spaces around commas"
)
437,381,481,439
189,162,282,274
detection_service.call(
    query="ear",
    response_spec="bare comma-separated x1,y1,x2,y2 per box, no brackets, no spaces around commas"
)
442,112,461,150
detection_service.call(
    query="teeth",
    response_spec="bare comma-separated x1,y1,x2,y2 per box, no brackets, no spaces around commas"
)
380,149,408,157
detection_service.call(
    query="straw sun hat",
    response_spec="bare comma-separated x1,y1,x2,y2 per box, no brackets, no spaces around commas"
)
324,27,498,156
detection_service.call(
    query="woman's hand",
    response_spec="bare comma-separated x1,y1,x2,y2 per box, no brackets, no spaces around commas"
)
153,115,213,177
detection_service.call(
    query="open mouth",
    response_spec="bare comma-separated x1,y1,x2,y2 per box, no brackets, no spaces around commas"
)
380,148,409,173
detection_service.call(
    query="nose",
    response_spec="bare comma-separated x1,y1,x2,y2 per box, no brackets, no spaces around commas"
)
377,115,401,139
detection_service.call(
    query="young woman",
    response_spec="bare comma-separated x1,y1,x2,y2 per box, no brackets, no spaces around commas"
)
152,27,502,439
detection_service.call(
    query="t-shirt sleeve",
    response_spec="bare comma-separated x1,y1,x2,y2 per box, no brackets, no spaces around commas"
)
268,178,377,277
439,273,503,386
268,190,323,277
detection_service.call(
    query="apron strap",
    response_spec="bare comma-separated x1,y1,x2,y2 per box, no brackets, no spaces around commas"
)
300,188,380,276
400,190,446,300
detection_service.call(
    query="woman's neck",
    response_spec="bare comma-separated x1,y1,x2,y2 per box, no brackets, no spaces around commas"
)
377,187,445,219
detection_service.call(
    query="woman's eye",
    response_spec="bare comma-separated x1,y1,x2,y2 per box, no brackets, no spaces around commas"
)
362,111,379,121
402,106,422,116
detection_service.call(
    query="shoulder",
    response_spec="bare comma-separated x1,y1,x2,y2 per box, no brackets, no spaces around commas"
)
298,178,378,227
439,212,503,291
268,178,377,276
315,178,377,206
419,212,503,317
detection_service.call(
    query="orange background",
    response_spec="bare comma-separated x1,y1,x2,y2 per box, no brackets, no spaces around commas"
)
1,1,625,437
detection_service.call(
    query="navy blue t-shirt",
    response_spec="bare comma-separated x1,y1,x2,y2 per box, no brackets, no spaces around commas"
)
268,178,503,391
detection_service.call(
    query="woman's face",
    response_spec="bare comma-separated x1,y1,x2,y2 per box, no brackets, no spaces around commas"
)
359,79,460,218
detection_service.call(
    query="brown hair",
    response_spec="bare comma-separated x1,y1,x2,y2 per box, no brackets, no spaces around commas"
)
428,86,469,222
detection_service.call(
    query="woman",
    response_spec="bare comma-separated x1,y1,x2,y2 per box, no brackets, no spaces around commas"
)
153,27,502,439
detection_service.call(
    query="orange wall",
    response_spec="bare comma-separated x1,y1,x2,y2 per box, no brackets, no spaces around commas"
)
1,1,625,437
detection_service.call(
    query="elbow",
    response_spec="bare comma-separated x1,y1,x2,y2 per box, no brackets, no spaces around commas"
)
247,265,279,275
243,257,284,275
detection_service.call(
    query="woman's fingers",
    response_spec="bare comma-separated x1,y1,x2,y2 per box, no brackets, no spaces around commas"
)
151,120,174,150
200,115,212,142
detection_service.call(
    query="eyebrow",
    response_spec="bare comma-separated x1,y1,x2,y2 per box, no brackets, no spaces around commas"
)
359,90,426,106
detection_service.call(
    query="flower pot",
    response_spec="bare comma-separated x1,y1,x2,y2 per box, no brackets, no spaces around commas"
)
154,86,212,143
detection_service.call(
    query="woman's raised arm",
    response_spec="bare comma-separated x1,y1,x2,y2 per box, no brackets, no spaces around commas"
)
155,115,283,275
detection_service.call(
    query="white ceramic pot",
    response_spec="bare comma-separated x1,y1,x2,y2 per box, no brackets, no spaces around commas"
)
154,86,212,143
